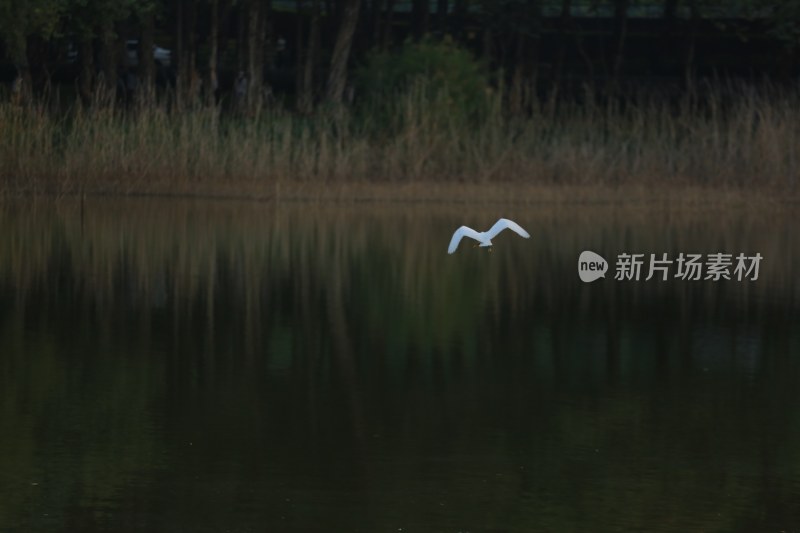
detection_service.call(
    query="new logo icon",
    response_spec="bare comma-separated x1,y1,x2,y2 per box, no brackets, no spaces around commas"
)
579,251,608,283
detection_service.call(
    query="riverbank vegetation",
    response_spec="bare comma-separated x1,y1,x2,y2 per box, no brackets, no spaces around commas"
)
2,77,799,199
3,1,800,200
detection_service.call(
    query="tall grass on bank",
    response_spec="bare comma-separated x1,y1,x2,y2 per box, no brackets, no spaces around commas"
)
1,82,798,196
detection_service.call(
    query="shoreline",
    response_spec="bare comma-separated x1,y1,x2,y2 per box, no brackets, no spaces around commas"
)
2,182,797,208
4,83,799,205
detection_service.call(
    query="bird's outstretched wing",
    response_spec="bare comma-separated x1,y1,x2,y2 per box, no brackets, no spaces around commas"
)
448,226,483,254
486,218,530,240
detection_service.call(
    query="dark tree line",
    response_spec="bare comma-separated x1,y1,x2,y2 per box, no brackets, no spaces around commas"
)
1,0,800,110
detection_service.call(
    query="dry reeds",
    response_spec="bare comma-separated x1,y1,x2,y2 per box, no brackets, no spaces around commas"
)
1,82,798,197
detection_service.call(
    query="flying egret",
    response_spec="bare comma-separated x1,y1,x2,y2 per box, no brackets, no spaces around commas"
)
448,218,530,254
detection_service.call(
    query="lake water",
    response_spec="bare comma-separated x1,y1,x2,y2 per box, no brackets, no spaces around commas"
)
1,198,798,532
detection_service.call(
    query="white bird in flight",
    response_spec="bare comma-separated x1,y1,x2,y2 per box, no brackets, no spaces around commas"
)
448,218,530,254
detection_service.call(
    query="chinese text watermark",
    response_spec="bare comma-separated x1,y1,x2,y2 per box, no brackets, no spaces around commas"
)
579,251,762,283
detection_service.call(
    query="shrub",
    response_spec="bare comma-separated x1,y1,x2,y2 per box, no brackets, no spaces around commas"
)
355,38,490,130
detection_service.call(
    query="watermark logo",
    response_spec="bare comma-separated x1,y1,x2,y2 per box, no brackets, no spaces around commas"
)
578,251,609,283
579,252,763,282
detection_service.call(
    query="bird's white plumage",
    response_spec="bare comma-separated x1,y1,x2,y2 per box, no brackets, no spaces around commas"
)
447,226,484,254
485,218,530,240
447,218,530,254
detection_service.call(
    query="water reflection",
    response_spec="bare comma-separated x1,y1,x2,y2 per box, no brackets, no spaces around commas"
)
0,198,798,531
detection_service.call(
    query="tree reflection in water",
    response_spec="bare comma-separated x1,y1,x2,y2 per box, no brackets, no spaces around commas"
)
0,199,798,532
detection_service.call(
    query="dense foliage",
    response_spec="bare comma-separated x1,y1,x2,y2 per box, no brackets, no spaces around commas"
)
356,38,490,127
2,0,800,110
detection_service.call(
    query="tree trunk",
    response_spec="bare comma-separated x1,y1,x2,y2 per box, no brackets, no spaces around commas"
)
568,13,594,82
263,0,276,70
530,1,544,96
452,0,466,40
326,0,361,105
173,0,198,105
381,0,395,49
530,25,541,101
298,0,321,113
295,0,306,103
611,0,629,86
207,0,219,104
176,0,185,106
664,0,677,19
187,0,200,103
685,0,700,88
79,37,94,104
481,27,492,64
437,0,448,34
552,0,571,96
140,8,156,101
8,29,31,103
247,0,263,109
412,0,429,40
510,32,527,115
237,1,246,70
371,0,383,49
657,0,678,77
100,16,117,102
257,0,269,94
218,0,233,56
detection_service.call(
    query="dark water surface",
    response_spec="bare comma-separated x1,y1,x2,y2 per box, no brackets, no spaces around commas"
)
1,199,799,532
